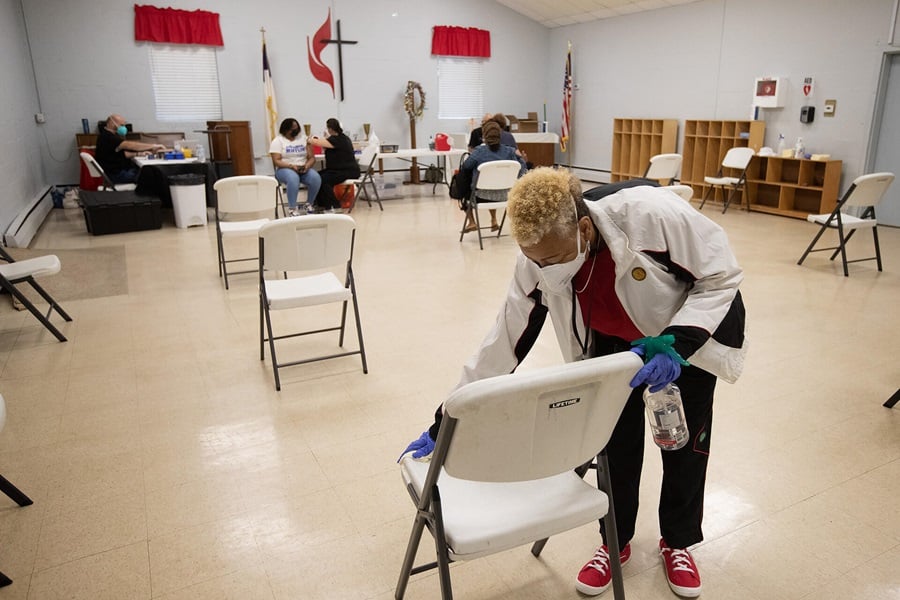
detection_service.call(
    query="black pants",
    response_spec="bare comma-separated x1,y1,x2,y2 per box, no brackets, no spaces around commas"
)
593,334,716,550
316,168,359,209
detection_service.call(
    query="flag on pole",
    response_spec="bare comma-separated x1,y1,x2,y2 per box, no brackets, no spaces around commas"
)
560,42,572,152
263,38,278,147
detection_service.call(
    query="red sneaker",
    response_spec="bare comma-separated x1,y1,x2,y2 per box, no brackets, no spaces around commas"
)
575,543,631,596
659,538,701,597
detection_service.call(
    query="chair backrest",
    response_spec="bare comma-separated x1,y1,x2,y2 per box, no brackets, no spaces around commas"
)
80,152,116,189
0,393,6,432
842,172,894,208
358,144,378,170
213,175,279,214
440,352,642,483
259,214,356,273
662,185,693,202
645,153,682,181
721,147,755,170
475,160,522,191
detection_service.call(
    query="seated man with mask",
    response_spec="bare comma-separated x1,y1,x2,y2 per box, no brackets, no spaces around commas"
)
94,114,167,184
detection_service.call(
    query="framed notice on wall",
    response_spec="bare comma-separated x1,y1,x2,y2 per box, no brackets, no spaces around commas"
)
753,77,787,108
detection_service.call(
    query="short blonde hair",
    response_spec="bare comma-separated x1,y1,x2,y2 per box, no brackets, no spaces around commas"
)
507,167,582,246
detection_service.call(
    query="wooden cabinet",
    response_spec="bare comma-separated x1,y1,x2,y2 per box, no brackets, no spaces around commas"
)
610,118,678,182
745,156,842,219
680,120,765,203
205,120,254,176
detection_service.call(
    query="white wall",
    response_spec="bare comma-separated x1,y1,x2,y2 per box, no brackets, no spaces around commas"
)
22,0,549,186
0,0,46,233
546,0,897,186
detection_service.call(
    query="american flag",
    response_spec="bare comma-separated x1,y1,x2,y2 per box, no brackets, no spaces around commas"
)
560,42,572,152
263,38,278,147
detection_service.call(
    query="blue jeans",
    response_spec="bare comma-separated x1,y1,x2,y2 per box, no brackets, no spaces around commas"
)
275,167,321,208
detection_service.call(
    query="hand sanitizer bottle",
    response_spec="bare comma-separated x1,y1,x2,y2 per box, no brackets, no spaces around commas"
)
794,137,805,159
776,134,786,155
644,383,689,451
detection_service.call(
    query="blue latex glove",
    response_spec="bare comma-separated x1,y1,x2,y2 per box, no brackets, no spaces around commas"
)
629,352,682,393
397,431,435,463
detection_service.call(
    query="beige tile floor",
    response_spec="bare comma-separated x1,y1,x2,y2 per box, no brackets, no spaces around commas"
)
0,184,898,600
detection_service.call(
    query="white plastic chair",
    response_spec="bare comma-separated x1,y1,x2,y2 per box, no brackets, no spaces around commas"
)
644,153,682,185
699,147,755,213
662,184,694,202
798,172,894,276
0,392,35,588
459,160,522,250
396,351,642,600
212,176,280,290
79,152,137,192
0,247,72,342
258,215,367,391
339,144,383,213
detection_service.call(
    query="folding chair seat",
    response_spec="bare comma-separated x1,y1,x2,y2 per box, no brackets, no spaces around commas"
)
0,392,35,588
212,175,280,290
643,153,682,185
698,147,755,213
258,215,367,391
0,248,71,342
79,152,136,192
797,172,894,276
396,352,642,600
338,143,382,213
459,160,522,250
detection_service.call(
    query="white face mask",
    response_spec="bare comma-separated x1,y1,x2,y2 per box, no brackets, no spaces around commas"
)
539,225,586,294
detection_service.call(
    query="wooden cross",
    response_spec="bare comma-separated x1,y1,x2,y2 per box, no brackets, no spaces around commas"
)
320,20,357,102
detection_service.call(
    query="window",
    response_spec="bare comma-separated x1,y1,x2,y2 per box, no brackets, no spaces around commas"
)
437,57,484,120
149,45,222,121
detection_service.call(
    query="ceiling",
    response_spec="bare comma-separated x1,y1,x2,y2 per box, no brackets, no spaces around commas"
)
496,0,702,28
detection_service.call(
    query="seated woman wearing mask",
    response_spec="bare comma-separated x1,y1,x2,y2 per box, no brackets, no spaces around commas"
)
400,168,747,599
269,118,322,216
308,118,360,213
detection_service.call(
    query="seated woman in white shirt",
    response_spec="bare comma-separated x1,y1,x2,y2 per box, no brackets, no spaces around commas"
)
269,118,322,216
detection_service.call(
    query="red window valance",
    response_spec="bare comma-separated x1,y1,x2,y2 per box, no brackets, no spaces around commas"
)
134,4,224,46
431,26,490,58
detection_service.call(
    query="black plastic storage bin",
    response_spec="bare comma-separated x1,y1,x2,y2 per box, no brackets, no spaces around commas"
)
80,190,162,235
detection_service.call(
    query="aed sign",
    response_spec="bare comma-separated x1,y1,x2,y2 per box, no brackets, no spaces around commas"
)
803,77,814,98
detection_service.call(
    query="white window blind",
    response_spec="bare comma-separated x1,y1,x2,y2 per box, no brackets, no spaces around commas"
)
149,45,222,121
438,57,484,120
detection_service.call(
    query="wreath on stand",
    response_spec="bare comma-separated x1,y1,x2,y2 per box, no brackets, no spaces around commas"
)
404,81,426,120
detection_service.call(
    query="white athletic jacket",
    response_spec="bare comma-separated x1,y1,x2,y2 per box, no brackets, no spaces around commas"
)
455,186,748,390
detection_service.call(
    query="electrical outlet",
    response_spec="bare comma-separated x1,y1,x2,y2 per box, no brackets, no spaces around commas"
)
823,99,836,117
34,113,45,124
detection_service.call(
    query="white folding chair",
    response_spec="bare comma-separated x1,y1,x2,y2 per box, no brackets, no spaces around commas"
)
339,144,382,213
212,176,280,290
0,393,35,589
79,152,137,192
699,147,755,213
0,247,72,342
396,352,642,600
258,215,367,391
643,153,682,185
662,184,694,202
459,160,522,250
798,172,894,276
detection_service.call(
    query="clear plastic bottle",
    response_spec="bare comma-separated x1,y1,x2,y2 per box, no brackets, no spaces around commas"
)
196,143,206,162
644,383,689,451
776,133,786,155
793,137,804,159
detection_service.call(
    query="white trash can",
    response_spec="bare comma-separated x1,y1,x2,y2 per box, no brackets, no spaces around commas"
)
168,173,208,228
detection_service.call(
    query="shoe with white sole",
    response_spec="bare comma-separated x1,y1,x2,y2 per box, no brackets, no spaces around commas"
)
575,543,631,595
659,538,701,597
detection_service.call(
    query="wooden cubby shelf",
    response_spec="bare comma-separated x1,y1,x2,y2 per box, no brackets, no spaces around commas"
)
680,120,765,205
611,118,678,182
745,156,842,219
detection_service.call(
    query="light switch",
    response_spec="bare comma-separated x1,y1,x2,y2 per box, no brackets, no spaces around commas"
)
824,99,836,117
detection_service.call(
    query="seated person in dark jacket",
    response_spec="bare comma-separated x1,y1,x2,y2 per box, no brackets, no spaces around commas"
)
309,118,361,212
460,120,526,232
94,114,167,184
